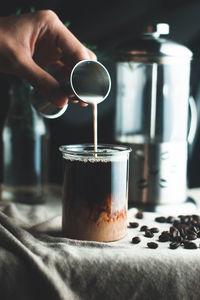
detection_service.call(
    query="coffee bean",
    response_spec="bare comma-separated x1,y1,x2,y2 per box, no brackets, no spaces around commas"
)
159,235,170,242
170,227,180,241
172,236,183,243
159,232,170,242
187,233,197,240
180,216,191,225
144,230,154,238
183,241,197,249
162,231,169,235
191,220,198,226
187,229,196,235
135,210,143,219
170,226,179,235
170,242,180,249
166,216,175,224
177,227,187,238
192,215,200,221
132,236,141,244
155,216,166,223
150,227,159,233
140,225,148,232
173,220,180,227
129,222,139,228
182,239,189,244
190,226,199,234
147,242,158,249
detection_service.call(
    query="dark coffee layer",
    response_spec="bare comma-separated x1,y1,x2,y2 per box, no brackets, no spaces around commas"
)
62,158,128,241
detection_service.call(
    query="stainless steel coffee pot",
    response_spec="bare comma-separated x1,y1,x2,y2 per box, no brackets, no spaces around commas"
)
114,24,196,209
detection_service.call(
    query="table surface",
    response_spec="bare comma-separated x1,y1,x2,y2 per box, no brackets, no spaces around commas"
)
0,185,200,300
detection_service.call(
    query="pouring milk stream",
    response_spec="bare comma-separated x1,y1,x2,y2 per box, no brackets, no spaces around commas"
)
70,60,111,153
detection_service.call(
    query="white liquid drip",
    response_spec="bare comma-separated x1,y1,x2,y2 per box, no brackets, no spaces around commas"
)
82,95,104,157
92,103,98,156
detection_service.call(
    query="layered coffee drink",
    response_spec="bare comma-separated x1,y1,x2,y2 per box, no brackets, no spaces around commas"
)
60,145,130,242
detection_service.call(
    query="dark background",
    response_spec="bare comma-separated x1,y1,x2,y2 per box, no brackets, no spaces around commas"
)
1,0,200,186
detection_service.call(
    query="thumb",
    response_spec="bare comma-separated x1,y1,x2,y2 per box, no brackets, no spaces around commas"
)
17,58,68,107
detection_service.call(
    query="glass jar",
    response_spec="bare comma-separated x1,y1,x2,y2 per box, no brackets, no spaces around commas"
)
59,144,131,242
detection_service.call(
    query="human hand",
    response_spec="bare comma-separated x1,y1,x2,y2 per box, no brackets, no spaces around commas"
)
0,10,96,107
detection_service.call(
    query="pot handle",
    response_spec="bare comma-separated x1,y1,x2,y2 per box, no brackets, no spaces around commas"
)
188,96,198,144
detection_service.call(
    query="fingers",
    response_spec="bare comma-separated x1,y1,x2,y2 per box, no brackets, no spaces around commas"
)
80,102,89,107
17,57,89,108
34,10,96,66
72,99,88,107
2,10,96,109
55,21,96,66
17,57,68,107
85,47,97,60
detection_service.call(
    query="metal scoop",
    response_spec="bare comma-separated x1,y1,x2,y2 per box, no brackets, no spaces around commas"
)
31,60,111,118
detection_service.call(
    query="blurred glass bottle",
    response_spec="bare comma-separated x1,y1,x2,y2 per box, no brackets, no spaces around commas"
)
1,79,49,204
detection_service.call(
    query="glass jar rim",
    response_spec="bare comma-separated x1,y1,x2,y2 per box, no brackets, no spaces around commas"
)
59,143,131,158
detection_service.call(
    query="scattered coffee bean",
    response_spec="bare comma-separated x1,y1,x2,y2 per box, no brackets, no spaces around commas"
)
170,228,179,241
159,231,170,242
155,216,166,223
166,216,175,224
172,236,183,243
192,215,200,221
182,223,190,229
183,241,197,249
162,231,169,235
180,216,190,225
132,236,141,244
129,222,139,228
150,227,159,233
130,212,200,249
173,220,180,227
185,216,192,224
191,220,198,226
170,226,178,234
190,226,199,234
147,242,158,249
170,242,180,249
187,229,195,235
177,226,187,239
159,235,169,242
135,210,143,219
144,230,154,238
140,225,148,232
187,233,197,240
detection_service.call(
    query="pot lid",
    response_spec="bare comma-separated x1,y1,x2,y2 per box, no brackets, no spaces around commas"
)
117,23,193,62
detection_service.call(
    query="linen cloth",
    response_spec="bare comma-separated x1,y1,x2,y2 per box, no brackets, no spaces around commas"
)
0,186,200,300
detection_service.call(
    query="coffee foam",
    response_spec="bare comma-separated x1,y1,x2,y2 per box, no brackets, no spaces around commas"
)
62,153,127,163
